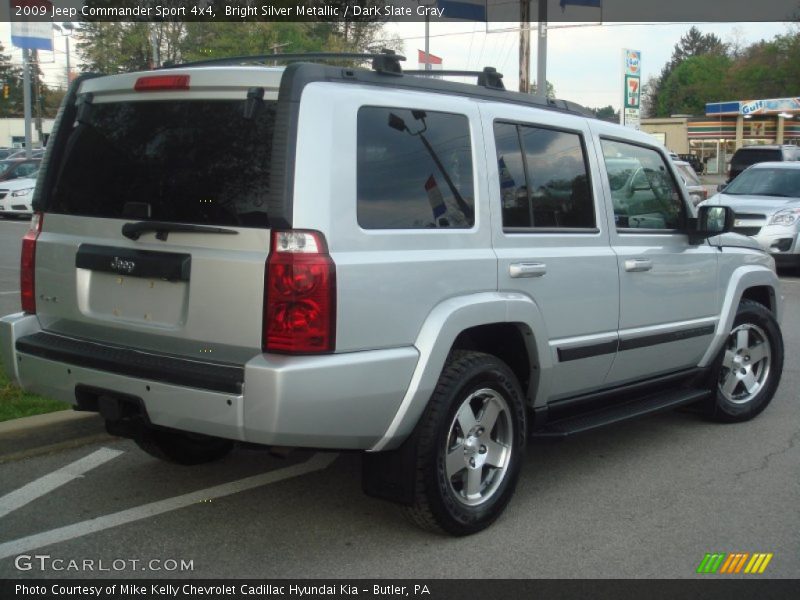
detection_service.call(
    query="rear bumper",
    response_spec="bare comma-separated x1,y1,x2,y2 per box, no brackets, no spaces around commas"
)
0,313,418,449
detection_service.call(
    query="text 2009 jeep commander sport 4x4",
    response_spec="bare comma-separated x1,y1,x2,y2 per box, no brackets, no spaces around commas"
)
1,52,784,535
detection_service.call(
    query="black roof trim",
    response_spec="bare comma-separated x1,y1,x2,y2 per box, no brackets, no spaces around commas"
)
405,67,505,90
162,50,406,73
278,62,593,117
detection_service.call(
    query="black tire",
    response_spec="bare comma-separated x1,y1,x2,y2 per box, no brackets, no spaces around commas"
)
134,426,234,465
406,351,526,536
707,300,783,423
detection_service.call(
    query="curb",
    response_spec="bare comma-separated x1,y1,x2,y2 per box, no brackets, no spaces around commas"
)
0,409,114,463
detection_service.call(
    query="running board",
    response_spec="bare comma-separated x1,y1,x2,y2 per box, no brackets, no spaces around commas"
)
530,388,711,440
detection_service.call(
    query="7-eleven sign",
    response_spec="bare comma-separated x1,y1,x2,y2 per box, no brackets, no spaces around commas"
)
625,75,641,109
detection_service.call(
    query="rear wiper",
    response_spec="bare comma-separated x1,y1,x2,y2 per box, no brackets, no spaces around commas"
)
122,221,239,241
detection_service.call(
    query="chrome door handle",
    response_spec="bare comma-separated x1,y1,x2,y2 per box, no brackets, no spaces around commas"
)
624,258,653,272
509,262,547,278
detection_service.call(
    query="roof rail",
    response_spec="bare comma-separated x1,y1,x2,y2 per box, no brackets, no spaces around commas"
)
404,67,505,90
162,50,406,75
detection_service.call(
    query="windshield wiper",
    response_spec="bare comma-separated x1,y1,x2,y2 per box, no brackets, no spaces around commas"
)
122,221,239,241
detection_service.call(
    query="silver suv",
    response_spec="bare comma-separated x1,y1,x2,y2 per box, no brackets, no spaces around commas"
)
0,53,784,536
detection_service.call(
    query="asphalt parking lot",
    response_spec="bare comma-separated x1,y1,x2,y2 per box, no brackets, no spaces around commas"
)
0,218,797,579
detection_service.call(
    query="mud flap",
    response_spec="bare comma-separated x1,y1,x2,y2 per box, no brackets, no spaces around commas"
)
362,433,419,506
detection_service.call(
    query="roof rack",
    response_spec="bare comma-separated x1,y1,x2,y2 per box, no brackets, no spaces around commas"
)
161,51,592,117
404,67,505,90
162,49,406,75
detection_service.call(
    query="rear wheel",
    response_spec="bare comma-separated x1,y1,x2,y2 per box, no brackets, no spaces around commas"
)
134,426,234,465
708,300,783,422
406,351,526,535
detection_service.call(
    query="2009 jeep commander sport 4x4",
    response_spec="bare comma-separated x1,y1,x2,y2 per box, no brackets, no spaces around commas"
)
1,52,784,535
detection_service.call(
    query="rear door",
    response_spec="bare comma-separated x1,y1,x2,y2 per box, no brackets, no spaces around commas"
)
481,103,620,401
33,68,284,363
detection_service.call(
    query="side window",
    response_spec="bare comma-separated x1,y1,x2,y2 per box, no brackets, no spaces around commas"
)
601,140,685,230
357,106,474,229
493,121,595,230
17,163,37,177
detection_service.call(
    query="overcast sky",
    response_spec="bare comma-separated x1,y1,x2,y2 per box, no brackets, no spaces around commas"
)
387,21,793,108
0,21,793,110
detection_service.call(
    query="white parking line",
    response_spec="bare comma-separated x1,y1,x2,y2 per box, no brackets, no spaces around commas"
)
0,290,19,295
0,452,338,559
0,447,123,520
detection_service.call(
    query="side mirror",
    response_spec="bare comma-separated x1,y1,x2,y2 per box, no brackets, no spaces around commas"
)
716,183,727,192
689,205,734,244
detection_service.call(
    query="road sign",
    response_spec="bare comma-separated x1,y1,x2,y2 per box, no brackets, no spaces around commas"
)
10,1,54,51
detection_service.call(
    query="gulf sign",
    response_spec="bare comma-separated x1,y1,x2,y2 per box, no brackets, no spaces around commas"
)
741,98,800,115
624,50,641,76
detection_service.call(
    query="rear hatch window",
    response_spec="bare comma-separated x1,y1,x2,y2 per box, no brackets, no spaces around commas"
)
732,149,781,168
47,99,276,228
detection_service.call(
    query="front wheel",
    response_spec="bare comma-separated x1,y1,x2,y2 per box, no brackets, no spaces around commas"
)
708,300,783,422
406,351,526,535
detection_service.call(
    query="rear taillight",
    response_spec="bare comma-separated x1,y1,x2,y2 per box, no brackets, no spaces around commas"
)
264,230,336,354
21,212,42,314
134,75,190,92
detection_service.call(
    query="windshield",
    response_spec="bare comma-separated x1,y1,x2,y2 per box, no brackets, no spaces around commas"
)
676,164,700,186
47,99,277,228
0,161,14,175
724,167,800,197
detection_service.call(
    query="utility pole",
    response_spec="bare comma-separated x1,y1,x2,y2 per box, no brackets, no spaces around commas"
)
270,42,290,66
22,48,32,158
536,0,548,100
150,24,160,69
519,0,530,93
32,50,43,145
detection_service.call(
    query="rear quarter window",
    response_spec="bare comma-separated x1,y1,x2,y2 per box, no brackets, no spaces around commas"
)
357,106,475,229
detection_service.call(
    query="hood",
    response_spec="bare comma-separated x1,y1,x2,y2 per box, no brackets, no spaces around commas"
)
702,193,800,215
0,177,37,191
708,231,763,252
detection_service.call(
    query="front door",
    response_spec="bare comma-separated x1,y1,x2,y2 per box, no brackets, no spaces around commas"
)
592,131,719,385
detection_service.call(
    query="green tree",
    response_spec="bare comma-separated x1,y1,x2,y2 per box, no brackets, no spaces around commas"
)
590,105,619,122
657,53,732,116
726,31,800,99
529,80,555,99
76,21,187,73
650,27,728,116
0,42,23,118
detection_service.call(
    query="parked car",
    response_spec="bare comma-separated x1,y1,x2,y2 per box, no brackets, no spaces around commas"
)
702,161,800,270
0,55,784,535
0,177,37,217
0,148,18,160
728,144,799,182
0,158,41,182
678,153,704,174
5,148,45,160
673,160,707,206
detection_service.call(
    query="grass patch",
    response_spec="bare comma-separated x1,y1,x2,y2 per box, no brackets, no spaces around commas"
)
0,361,69,422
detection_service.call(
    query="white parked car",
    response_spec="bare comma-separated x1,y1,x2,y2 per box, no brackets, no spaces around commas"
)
0,176,37,218
673,160,707,207
701,161,800,270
